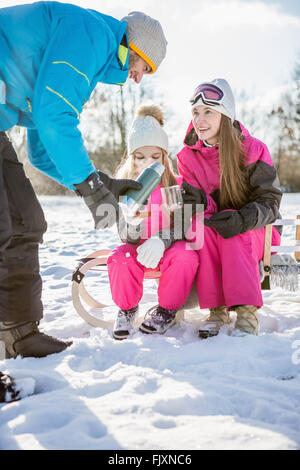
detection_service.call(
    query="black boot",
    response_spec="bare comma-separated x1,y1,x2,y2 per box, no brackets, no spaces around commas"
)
0,321,72,359
0,372,20,403
139,305,177,334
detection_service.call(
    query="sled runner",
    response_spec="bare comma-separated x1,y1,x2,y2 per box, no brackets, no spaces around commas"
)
71,249,198,328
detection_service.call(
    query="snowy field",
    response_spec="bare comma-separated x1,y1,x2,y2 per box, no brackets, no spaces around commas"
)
0,193,299,450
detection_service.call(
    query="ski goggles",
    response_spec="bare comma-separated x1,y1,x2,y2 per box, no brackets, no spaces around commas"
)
190,83,224,106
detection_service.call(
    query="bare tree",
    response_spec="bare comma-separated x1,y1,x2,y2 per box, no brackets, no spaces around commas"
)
266,59,300,191
6,78,172,193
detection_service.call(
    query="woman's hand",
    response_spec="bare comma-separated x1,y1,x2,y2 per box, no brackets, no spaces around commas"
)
182,182,207,214
204,210,244,238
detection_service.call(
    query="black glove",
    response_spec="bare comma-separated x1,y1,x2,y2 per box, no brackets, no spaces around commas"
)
182,182,207,214
74,172,120,229
204,210,244,239
98,171,142,200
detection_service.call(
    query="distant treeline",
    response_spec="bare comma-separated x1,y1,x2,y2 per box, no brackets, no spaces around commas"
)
8,63,300,194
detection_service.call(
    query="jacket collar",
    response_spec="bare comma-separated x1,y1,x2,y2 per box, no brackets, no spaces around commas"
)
90,12,129,85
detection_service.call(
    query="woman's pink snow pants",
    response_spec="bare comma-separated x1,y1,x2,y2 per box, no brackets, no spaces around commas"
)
195,225,281,309
107,241,199,311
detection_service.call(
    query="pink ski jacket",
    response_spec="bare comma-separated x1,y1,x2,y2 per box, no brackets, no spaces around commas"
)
177,120,282,233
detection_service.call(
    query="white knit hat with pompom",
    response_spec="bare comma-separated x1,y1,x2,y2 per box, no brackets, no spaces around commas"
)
128,104,168,154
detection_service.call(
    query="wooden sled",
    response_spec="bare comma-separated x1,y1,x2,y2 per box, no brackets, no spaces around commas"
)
71,248,198,328
72,216,300,328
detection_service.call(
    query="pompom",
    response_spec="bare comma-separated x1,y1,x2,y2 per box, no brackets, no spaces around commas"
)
136,104,164,126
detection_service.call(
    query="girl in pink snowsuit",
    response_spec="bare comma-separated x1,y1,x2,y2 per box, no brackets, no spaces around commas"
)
107,105,199,340
178,79,282,337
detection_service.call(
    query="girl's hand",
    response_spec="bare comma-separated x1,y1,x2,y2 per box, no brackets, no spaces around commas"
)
136,237,166,269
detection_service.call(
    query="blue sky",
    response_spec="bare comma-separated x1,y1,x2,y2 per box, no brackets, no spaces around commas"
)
246,0,300,16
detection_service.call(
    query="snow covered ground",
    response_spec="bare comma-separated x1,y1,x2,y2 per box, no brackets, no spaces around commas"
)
0,193,299,450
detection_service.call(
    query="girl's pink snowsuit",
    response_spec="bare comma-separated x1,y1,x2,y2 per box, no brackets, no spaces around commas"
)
177,121,281,309
107,177,199,310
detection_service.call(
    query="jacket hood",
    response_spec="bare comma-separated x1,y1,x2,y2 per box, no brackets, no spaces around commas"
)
183,119,250,149
88,10,129,85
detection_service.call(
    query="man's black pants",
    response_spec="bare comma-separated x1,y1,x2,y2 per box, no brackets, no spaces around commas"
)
0,132,47,323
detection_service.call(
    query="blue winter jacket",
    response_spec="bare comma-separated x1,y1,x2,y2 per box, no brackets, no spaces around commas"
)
0,1,129,189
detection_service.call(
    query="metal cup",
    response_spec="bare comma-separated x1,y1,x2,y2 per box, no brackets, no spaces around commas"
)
161,185,184,211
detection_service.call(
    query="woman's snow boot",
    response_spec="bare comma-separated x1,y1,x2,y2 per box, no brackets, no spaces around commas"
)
231,305,259,336
198,306,231,338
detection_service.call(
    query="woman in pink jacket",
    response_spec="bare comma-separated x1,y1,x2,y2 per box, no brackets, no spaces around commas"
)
107,105,199,340
178,78,282,337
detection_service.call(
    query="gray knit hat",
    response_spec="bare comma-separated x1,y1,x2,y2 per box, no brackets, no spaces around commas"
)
128,104,168,154
121,11,167,73
191,78,236,122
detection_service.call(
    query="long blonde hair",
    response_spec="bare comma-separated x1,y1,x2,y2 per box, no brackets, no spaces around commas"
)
218,115,249,210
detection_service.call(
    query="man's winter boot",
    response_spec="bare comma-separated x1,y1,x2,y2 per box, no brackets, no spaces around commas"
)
0,321,72,359
139,305,177,334
231,305,259,336
0,372,20,403
198,306,231,339
113,306,139,340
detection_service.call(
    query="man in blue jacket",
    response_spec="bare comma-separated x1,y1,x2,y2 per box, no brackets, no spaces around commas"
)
0,2,168,360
